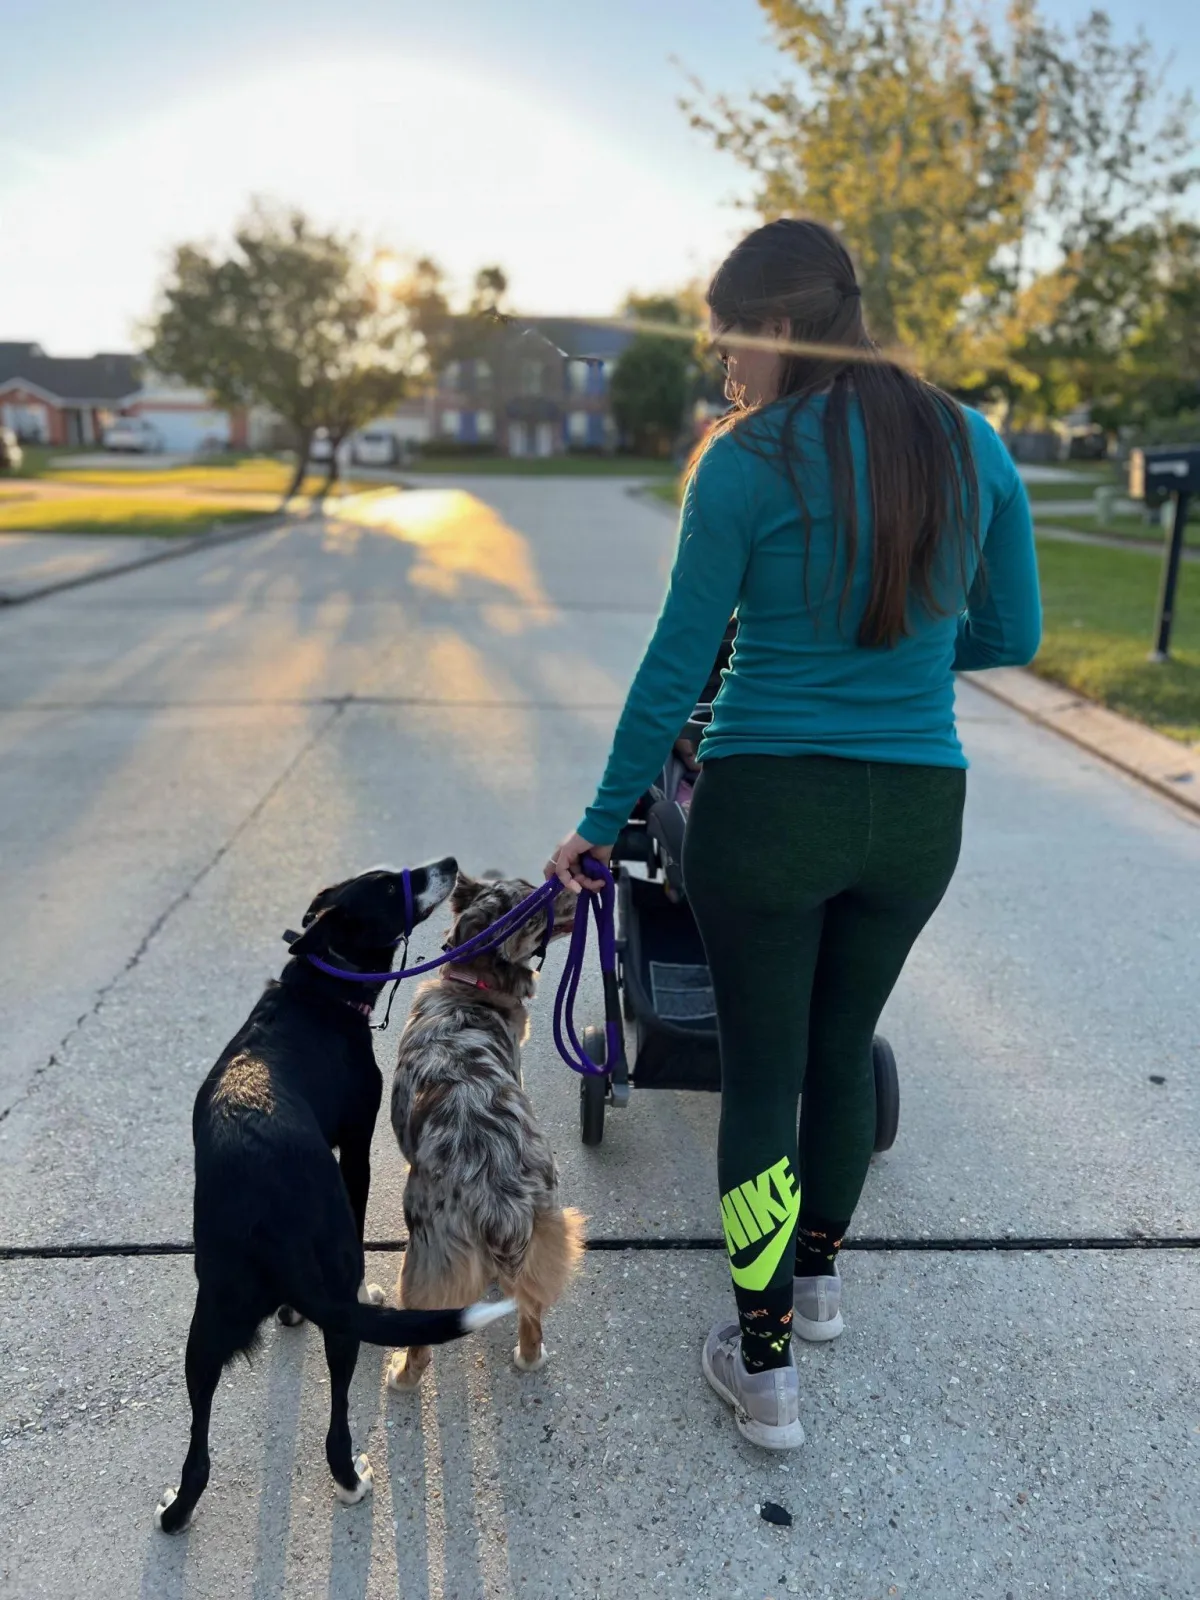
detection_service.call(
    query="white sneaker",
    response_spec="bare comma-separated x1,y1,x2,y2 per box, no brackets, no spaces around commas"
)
793,1274,843,1341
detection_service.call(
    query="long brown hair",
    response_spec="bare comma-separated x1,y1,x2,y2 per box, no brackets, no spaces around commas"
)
703,218,979,648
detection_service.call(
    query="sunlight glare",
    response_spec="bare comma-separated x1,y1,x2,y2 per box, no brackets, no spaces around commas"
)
332,489,553,616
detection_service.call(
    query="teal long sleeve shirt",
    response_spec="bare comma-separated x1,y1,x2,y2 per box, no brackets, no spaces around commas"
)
578,398,1041,846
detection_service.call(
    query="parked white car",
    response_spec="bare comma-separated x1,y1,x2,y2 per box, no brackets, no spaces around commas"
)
307,430,333,464
103,418,162,453
351,429,400,467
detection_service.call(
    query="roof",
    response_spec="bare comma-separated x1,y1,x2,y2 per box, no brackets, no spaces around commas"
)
524,318,634,362
443,314,635,366
0,345,141,403
0,342,46,364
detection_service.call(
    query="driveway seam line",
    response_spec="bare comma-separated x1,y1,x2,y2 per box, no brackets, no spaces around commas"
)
3,1233,1199,1262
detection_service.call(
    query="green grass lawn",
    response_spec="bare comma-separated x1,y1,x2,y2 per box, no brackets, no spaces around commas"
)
407,453,676,477
1024,478,1122,503
3,446,78,478
43,455,374,498
0,494,274,538
1036,510,1197,547
1033,539,1200,743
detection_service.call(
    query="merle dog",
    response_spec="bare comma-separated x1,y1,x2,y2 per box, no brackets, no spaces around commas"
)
388,872,585,1390
155,861,512,1534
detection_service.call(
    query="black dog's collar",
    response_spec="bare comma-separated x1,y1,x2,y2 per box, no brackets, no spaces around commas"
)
283,929,375,1019
282,929,366,973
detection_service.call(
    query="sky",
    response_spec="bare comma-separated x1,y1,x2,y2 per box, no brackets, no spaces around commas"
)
1,0,1197,354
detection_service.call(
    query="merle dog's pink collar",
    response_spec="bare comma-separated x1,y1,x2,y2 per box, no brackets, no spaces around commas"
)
442,967,526,1013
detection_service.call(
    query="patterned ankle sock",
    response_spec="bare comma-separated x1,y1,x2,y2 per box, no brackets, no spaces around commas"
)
735,1284,794,1373
794,1215,850,1279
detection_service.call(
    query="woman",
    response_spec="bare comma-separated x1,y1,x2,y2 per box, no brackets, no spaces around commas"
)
546,218,1040,1450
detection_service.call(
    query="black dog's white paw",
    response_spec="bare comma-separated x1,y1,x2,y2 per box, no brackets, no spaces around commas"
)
276,1305,304,1327
154,1486,189,1532
333,1453,374,1505
358,1282,386,1306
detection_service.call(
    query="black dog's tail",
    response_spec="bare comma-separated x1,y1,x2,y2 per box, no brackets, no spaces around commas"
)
290,1293,516,1348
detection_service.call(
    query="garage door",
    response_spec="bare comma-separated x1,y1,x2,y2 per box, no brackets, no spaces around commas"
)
138,409,230,453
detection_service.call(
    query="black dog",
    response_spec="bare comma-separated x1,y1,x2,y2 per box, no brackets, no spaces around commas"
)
155,860,512,1533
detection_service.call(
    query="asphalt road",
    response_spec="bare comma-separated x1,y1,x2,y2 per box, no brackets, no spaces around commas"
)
1,480,1197,1600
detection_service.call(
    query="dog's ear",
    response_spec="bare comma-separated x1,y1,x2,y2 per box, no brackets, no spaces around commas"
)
450,870,486,913
287,907,337,955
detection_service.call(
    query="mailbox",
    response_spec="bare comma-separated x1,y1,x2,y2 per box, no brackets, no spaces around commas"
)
1128,444,1200,508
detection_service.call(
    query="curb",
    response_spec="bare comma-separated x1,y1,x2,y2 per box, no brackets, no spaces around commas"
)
966,667,1200,819
0,511,293,609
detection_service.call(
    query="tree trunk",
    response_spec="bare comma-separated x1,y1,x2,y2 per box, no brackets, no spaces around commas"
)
318,438,342,501
281,432,311,507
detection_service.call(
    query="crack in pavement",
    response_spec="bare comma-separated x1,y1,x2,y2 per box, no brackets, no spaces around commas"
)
0,704,346,1128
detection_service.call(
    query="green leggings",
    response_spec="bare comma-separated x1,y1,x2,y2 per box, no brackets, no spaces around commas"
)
682,755,965,1299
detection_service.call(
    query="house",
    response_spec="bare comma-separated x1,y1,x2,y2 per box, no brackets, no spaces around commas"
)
0,342,140,447
0,342,275,453
123,374,244,453
432,316,634,458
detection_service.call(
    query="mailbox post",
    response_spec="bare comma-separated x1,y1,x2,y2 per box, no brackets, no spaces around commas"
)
1127,445,1200,661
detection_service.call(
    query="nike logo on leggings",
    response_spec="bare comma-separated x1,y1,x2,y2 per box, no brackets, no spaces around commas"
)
720,1157,800,1292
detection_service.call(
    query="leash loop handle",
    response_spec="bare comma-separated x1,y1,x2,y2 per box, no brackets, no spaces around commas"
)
302,858,619,1078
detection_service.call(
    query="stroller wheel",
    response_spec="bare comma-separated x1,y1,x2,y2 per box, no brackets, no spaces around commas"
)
872,1035,899,1152
579,1026,608,1147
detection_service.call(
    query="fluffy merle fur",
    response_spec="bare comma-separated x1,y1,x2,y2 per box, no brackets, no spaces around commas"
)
387,871,586,1384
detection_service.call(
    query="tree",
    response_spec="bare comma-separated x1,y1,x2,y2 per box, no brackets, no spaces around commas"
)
683,1,1196,388
610,291,721,456
469,265,509,318
610,295,698,457
146,204,413,503
1012,222,1200,431
399,256,457,384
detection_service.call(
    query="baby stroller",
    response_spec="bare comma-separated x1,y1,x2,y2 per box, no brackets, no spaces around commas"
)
578,625,901,1148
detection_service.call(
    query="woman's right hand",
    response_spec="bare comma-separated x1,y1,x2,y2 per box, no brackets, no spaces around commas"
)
545,834,613,895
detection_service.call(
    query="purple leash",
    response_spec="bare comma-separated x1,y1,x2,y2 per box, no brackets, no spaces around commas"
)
302,860,615,1076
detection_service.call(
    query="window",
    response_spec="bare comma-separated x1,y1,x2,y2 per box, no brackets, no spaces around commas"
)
475,360,492,388
518,359,543,397
568,410,589,444
440,409,461,437
568,360,589,395
476,409,495,439
443,360,461,392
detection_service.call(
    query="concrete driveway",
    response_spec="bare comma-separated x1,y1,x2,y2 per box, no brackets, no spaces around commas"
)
0,478,1197,1599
